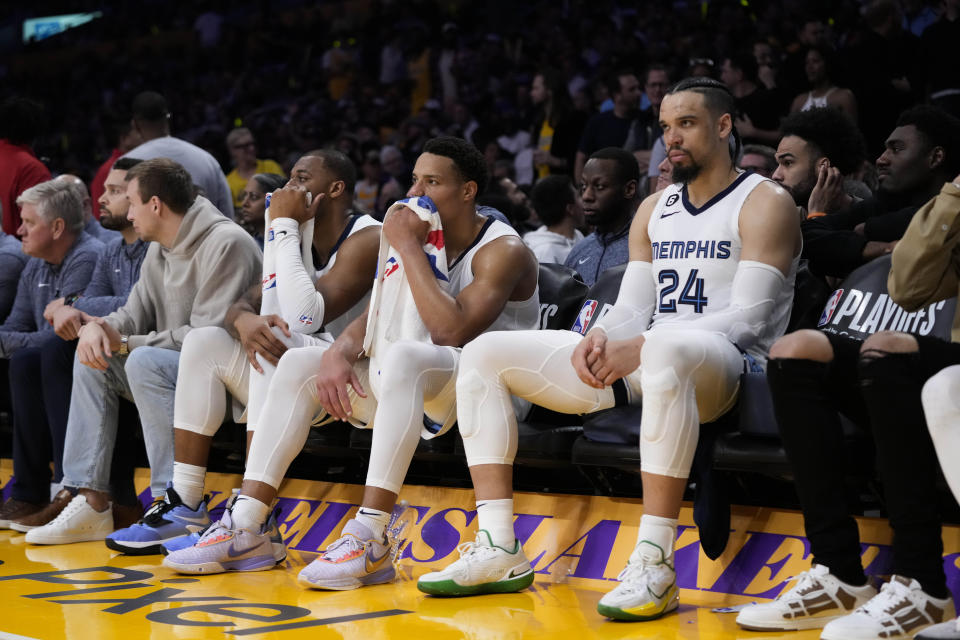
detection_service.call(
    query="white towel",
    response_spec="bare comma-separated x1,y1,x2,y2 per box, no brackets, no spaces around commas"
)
363,196,449,382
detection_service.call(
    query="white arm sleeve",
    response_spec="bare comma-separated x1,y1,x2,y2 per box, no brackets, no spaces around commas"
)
592,261,656,341
272,217,325,334
649,260,785,348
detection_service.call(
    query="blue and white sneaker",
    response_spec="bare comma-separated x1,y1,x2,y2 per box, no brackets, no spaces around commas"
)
105,485,210,555
160,489,240,556
162,505,286,574
298,519,395,590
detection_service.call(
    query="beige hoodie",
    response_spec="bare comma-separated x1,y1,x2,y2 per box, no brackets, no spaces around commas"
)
105,195,262,350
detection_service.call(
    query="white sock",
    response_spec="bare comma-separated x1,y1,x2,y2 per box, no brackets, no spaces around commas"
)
172,461,206,510
476,498,515,549
634,514,678,563
355,507,391,540
50,482,63,501
231,495,271,531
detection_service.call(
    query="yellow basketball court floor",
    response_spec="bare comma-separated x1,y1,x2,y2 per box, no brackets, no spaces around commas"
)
1,460,958,639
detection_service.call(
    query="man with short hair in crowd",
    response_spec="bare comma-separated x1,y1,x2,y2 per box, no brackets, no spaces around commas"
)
564,147,640,285
575,71,641,183
55,174,121,243
721,52,784,146
224,127,284,212
124,91,234,218
0,179,103,527
23,158,262,545
522,175,584,264
771,107,868,218
739,144,778,178
2,158,150,533
802,105,960,278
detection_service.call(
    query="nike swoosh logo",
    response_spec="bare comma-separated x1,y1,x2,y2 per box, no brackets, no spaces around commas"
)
364,547,391,573
508,567,530,579
38,283,50,287
275,230,288,237
177,514,210,526
660,211,678,218
577,257,590,265
228,540,265,557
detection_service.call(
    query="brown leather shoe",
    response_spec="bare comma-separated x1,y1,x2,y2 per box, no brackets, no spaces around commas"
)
9,489,73,532
112,503,143,530
0,498,43,529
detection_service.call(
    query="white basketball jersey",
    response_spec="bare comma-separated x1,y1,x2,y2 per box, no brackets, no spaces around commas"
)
647,172,796,364
319,213,381,338
448,216,540,335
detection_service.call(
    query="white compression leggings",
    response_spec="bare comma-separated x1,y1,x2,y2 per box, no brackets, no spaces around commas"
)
457,328,743,478
173,326,328,437
243,339,459,493
921,365,960,502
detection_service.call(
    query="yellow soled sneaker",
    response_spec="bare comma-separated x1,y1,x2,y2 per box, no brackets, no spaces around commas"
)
597,540,679,621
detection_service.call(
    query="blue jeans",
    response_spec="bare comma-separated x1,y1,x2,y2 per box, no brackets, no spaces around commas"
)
61,346,180,499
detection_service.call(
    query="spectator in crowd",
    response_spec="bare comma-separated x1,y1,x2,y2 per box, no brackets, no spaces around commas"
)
355,149,402,219
920,0,960,118
523,175,585,264
0,180,102,362
23,158,262,546
380,145,411,195
163,137,539,587
0,97,52,236
106,150,381,556
2,158,149,533
0,179,103,527
238,173,285,247
124,91,235,218
735,173,960,639
0,206,29,323
575,71,641,183
772,107,868,218
530,68,586,179
89,114,142,216
224,128,285,212
654,156,675,192
564,147,640,285
752,38,780,91
628,64,671,175
721,52,784,146
739,144,778,178
788,46,858,122
802,106,960,279
55,175,121,244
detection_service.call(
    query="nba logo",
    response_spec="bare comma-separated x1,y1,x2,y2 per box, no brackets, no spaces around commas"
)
262,273,277,290
818,289,844,326
384,257,400,278
572,299,599,334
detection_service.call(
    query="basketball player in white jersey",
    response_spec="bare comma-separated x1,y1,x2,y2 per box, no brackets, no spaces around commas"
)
416,78,801,620
163,137,541,582
108,150,381,555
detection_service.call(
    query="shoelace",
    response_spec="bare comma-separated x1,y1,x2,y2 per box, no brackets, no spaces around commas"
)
321,534,364,562
615,554,673,594
455,540,499,565
779,567,825,600
142,498,175,525
47,497,89,527
864,580,912,617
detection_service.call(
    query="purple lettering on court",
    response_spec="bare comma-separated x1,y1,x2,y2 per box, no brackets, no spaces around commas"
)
282,500,356,552
403,508,476,562
537,519,621,580
673,525,701,589
707,532,810,599
513,513,553,546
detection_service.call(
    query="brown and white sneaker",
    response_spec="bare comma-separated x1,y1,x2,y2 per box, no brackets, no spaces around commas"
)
736,563,877,631
821,575,955,640
0,497,44,529
9,489,74,532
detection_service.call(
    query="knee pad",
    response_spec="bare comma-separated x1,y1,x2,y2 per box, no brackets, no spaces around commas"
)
456,368,492,440
639,366,682,444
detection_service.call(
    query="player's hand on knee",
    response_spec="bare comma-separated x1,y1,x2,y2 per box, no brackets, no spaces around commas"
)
316,349,365,420
572,330,607,389
236,312,289,372
591,337,643,387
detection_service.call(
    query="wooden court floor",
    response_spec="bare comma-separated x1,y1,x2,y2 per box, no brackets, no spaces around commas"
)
1,461,957,640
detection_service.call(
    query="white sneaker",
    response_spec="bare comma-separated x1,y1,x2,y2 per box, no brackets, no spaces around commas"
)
596,540,679,621
821,575,955,640
916,616,960,639
25,495,113,545
417,530,534,596
735,564,877,631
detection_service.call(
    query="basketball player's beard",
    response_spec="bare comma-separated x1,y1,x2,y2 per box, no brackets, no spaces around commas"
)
672,162,702,184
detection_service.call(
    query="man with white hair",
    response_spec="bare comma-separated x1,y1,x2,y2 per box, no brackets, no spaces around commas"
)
0,178,103,527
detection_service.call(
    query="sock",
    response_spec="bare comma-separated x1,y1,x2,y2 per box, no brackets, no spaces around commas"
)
50,482,63,502
231,495,271,532
634,514,678,563
476,499,515,549
172,461,206,510
355,507,391,540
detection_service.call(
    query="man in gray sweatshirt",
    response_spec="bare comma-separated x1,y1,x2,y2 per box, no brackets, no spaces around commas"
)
24,158,262,546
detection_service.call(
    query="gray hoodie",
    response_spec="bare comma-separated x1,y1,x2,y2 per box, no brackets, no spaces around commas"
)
105,196,261,350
